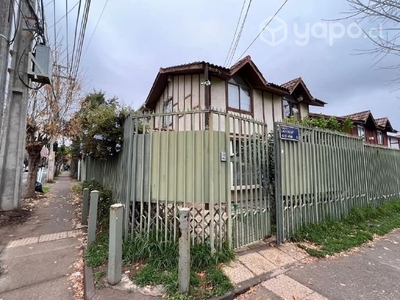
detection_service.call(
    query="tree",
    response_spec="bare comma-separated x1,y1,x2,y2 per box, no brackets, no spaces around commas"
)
25,69,81,198
285,115,354,133
346,1,400,66
54,145,71,176
69,92,128,160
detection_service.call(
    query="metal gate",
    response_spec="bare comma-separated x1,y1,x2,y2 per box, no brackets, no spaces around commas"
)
120,109,271,250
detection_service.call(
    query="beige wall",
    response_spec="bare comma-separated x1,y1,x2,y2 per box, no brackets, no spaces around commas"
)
154,74,206,130
153,74,311,132
300,103,309,118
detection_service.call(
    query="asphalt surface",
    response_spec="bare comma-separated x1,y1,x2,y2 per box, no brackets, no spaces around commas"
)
237,229,400,299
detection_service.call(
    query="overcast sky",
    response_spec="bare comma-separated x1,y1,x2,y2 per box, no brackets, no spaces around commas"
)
46,0,400,131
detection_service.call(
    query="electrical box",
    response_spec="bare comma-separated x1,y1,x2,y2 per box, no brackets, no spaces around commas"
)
28,44,53,84
220,151,227,162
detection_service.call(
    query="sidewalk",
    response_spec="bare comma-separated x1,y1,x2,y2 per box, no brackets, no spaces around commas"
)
0,173,84,300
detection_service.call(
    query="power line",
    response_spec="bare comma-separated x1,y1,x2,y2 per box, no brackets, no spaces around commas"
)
71,0,91,78
226,0,253,66
47,0,79,30
65,0,69,71
224,0,247,67
82,0,109,59
70,0,82,75
236,0,289,62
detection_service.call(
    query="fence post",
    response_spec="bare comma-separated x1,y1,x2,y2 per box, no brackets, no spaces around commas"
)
108,203,124,285
178,208,190,293
87,190,99,247
274,123,284,244
81,188,89,225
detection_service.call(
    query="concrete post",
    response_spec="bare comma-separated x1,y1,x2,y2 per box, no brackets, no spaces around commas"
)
81,188,89,225
0,0,13,133
107,203,123,285
178,208,191,293
0,0,34,211
87,190,99,247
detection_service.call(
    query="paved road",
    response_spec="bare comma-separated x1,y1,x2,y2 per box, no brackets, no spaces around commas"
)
237,229,400,299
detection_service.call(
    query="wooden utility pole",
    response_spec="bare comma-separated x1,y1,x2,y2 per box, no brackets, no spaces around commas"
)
0,0,34,210
0,0,14,134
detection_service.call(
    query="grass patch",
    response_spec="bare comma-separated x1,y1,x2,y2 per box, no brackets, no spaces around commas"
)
86,231,234,299
292,200,400,257
72,183,83,196
42,185,51,193
86,232,109,267
123,233,234,299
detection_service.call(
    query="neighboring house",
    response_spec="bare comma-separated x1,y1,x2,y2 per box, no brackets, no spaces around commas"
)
343,111,397,147
141,56,325,130
310,110,397,147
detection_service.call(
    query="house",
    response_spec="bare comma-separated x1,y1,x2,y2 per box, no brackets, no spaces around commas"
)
342,111,397,146
310,110,397,147
141,56,325,131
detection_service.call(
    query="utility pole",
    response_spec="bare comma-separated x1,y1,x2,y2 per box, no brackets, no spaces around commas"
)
0,0,14,135
0,0,34,210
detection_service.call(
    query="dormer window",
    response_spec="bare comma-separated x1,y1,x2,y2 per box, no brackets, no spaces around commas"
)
227,75,251,113
283,97,300,120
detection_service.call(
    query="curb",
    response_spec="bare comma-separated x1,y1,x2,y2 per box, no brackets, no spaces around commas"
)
84,261,97,300
211,260,306,300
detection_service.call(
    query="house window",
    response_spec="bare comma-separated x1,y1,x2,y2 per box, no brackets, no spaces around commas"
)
283,98,300,120
357,125,365,140
230,140,256,187
163,98,173,127
377,130,383,145
227,75,251,112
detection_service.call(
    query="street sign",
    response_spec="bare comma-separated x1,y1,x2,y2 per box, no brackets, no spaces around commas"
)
280,125,300,141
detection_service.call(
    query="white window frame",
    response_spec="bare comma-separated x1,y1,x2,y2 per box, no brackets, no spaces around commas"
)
357,125,365,141
377,130,383,145
229,140,260,190
163,97,173,127
227,75,251,113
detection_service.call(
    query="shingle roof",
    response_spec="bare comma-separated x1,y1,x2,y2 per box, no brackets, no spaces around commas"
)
342,110,372,122
375,117,388,127
281,77,326,107
281,77,302,93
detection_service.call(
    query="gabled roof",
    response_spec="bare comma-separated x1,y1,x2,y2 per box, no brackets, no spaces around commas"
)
281,77,326,107
342,110,372,123
375,117,397,133
141,56,290,110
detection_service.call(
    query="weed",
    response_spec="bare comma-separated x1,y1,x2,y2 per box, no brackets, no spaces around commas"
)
94,270,105,289
42,186,51,193
86,233,109,267
72,183,83,195
292,200,400,256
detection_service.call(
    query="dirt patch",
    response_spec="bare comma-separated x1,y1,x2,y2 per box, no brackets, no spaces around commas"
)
0,194,45,244
0,209,32,228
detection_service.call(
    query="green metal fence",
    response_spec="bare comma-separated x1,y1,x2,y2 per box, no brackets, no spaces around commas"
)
81,109,271,250
274,122,400,244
